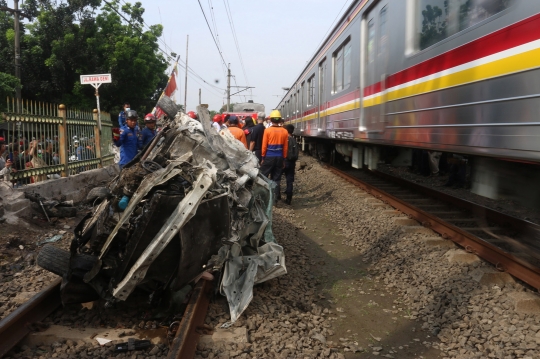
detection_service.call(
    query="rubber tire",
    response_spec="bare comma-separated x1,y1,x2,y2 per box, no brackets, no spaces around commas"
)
37,244,70,276
157,95,180,118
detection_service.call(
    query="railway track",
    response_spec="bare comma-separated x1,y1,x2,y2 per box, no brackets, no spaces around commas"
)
328,165,540,291
0,278,212,359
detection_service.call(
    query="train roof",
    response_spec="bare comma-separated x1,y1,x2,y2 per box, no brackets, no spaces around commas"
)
277,0,364,106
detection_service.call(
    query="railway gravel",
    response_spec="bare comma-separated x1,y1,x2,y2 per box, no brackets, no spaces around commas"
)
199,155,540,359
4,155,540,358
0,225,68,320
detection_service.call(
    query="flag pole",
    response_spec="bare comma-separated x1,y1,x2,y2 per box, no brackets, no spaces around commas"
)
152,55,181,115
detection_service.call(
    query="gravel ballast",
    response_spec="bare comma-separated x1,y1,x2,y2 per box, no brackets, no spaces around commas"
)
4,155,540,358
199,155,540,359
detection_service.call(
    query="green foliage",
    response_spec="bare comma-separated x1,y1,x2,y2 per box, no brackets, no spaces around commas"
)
0,0,169,115
0,72,20,111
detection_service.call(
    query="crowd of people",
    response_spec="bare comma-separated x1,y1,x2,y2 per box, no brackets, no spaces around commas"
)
211,110,299,205
0,135,60,184
0,130,100,184
113,106,299,205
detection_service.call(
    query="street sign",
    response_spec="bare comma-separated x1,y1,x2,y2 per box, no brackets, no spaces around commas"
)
80,74,112,85
80,74,112,132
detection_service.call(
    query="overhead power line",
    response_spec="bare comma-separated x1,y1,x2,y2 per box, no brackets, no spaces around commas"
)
308,0,352,60
103,0,225,98
222,0,251,99
197,0,228,67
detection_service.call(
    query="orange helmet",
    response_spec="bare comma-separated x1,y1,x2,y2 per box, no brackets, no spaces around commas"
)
213,114,223,123
187,111,198,119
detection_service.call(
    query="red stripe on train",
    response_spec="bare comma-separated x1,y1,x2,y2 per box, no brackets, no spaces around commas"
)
298,90,361,118
364,12,540,95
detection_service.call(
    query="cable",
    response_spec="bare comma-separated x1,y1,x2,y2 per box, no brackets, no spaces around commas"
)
207,0,229,77
103,0,225,97
222,0,251,99
197,0,228,67
308,0,353,61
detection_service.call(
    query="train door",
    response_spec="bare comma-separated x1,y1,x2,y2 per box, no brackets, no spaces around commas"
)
318,58,327,132
365,2,389,129
300,82,305,131
296,89,301,130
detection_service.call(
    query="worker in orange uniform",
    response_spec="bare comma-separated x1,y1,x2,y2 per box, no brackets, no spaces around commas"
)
261,110,288,202
227,115,248,148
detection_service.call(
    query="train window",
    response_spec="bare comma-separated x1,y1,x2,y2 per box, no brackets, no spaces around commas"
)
308,75,315,106
319,59,326,106
367,20,376,64
301,82,305,110
417,0,513,50
333,38,352,93
379,7,388,58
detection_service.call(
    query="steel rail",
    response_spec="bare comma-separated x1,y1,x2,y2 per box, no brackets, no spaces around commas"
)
167,279,212,359
0,278,62,357
328,167,540,290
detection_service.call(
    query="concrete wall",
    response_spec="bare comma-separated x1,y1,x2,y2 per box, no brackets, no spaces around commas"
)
20,165,120,203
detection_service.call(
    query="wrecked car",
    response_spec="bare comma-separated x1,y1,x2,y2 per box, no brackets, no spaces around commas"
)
37,104,286,323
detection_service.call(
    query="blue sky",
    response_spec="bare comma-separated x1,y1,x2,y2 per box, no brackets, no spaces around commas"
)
138,0,353,113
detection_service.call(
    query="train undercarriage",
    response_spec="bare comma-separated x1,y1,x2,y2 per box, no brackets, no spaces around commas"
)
300,137,540,211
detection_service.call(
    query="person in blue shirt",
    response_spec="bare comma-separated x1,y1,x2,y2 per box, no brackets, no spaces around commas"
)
118,102,130,128
114,110,142,169
141,113,157,148
75,140,84,160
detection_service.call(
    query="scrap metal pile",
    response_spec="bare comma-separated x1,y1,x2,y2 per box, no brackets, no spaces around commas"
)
37,105,286,323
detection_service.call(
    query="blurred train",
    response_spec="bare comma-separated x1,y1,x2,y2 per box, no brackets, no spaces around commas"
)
223,100,265,123
278,0,540,207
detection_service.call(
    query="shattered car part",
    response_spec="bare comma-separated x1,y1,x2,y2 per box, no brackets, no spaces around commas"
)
37,107,286,322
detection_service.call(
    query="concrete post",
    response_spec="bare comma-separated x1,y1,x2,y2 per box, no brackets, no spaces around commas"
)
58,104,68,177
93,109,103,168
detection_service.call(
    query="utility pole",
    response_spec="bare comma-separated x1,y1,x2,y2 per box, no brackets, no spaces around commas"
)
227,64,231,112
1,0,27,105
199,88,201,105
13,0,21,102
184,35,189,112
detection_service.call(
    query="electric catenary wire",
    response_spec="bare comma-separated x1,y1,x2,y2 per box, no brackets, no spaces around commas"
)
197,0,228,68
222,0,251,99
207,0,228,77
308,0,353,60
116,0,223,92
106,0,225,98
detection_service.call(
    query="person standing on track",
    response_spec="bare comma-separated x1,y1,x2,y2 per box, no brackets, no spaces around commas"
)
249,115,266,162
227,115,248,148
261,110,289,201
281,124,299,205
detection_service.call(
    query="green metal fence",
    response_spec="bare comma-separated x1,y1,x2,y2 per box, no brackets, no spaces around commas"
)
1,97,115,185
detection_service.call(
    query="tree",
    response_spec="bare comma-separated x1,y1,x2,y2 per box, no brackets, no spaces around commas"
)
1,0,169,115
0,72,20,111
0,0,15,77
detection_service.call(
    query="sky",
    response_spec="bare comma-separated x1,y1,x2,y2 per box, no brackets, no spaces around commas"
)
138,0,354,113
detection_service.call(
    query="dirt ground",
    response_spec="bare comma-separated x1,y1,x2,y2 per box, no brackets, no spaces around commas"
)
0,209,87,320
290,179,441,358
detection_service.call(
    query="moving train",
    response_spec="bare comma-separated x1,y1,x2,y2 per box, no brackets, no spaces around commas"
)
277,0,540,206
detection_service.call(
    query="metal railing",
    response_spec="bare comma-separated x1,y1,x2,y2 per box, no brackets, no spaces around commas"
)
1,97,115,185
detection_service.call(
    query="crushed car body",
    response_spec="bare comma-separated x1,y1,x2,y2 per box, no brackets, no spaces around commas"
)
37,104,286,322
